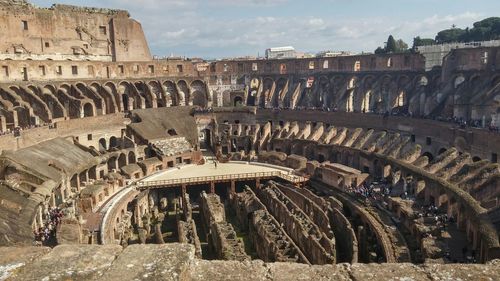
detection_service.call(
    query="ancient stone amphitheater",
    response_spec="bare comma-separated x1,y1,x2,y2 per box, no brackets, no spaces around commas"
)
0,0,499,280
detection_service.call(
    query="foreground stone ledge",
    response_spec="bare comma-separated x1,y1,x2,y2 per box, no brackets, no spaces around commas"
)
0,244,498,281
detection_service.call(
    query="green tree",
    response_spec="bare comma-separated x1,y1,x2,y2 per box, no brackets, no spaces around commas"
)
412,36,435,48
386,35,397,53
435,27,467,43
395,39,409,52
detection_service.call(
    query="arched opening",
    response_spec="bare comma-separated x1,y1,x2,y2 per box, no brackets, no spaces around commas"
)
200,128,212,150
247,91,256,106
108,157,117,171
394,91,405,108
109,136,118,149
233,96,243,107
118,154,127,168
361,91,372,113
346,90,354,112
354,61,361,72
387,58,393,68
128,151,136,164
167,129,177,136
423,152,434,162
83,103,94,117
98,138,107,152
192,91,207,108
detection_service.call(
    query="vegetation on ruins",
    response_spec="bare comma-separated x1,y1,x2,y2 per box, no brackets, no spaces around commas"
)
416,17,500,46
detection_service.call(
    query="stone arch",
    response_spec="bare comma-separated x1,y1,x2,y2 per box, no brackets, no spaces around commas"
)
103,82,122,112
233,96,244,107
118,81,139,111
177,80,190,106
260,77,275,108
346,90,354,112
107,156,117,171
11,86,52,123
163,81,178,106
99,138,107,152
83,103,95,117
118,153,127,168
128,151,136,164
272,77,288,107
109,136,118,149
40,85,66,119
148,81,164,108
361,90,372,113
134,81,154,109
190,80,208,108
90,82,117,114
76,82,103,115
423,152,434,162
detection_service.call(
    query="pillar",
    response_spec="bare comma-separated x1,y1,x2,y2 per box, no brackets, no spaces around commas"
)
230,180,236,194
181,184,187,199
210,181,215,194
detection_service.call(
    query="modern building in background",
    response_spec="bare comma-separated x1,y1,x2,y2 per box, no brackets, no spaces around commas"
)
265,46,296,59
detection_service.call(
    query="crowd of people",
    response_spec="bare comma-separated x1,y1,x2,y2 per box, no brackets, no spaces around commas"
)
346,179,392,203
33,207,63,245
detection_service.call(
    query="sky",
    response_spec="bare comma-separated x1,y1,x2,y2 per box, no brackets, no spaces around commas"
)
30,0,500,59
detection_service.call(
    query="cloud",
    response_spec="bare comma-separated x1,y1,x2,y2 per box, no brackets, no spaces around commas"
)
28,0,493,58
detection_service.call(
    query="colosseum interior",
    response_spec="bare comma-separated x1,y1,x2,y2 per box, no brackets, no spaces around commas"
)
0,0,499,280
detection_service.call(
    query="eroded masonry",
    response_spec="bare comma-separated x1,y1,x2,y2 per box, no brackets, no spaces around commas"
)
0,0,499,280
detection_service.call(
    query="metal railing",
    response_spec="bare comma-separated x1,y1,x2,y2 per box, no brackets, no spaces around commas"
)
136,171,308,188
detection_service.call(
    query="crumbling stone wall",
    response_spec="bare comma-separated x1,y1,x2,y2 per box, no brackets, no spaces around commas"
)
199,192,249,261
257,182,336,264
2,244,499,280
177,193,202,258
231,187,309,263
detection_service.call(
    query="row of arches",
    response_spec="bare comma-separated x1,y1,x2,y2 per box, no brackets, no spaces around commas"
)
0,79,210,129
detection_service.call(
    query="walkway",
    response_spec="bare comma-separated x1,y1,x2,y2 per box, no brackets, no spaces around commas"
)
137,161,308,188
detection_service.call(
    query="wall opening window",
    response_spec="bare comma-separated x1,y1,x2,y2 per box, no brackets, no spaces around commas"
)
45,42,50,48
56,65,62,75
99,26,107,35
87,134,93,141
323,60,329,69
133,64,139,73
426,137,432,145
492,153,498,163
177,65,183,73
2,66,8,77
22,67,28,81
482,51,489,64
354,61,361,72
387,58,393,68
39,65,46,76
148,65,154,74
118,65,124,74
22,20,28,30
72,65,78,75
